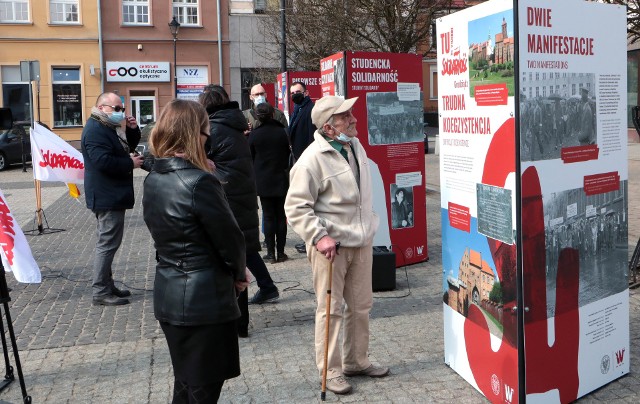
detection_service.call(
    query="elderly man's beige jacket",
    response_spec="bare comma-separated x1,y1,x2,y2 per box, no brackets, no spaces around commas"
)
284,131,379,248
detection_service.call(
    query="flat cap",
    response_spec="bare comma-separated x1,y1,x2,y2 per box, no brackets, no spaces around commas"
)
311,96,358,128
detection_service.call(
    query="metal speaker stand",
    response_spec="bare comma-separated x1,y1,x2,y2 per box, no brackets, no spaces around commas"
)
0,263,31,403
23,209,64,236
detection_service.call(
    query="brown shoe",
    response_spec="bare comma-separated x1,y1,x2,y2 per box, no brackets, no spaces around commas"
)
343,364,390,378
324,376,352,394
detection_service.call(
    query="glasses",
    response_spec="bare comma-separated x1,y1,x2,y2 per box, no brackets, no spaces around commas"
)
251,91,266,97
102,105,126,112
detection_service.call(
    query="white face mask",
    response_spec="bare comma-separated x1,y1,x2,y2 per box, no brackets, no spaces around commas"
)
254,95,266,105
332,125,352,143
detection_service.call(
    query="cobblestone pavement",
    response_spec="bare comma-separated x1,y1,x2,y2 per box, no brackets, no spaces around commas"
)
0,145,638,403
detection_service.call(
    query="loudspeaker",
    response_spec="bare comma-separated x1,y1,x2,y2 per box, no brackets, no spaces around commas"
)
372,246,396,291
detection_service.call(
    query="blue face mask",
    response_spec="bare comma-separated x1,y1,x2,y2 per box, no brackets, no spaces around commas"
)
254,95,266,106
109,111,125,124
332,126,352,143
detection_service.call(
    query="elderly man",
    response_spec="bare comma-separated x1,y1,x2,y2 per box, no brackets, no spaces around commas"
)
243,83,288,132
82,92,144,306
285,96,389,395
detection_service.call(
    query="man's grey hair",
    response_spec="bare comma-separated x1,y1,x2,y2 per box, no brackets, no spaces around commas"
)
318,115,336,136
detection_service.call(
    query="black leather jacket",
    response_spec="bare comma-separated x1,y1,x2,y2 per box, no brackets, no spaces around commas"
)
143,157,246,326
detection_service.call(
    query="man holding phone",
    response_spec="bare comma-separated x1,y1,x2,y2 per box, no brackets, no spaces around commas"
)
81,92,143,306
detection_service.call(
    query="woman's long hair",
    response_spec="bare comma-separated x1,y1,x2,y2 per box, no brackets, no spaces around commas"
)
149,99,212,172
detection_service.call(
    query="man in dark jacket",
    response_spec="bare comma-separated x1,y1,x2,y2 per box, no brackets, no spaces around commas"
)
200,85,280,336
289,81,316,160
81,92,144,306
288,81,317,254
242,84,288,132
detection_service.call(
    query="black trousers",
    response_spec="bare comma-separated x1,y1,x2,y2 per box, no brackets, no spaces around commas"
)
172,378,224,403
260,196,287,254
237,251,278,334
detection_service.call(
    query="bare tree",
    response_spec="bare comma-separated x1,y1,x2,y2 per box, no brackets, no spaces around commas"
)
260,0,460,71
596,1,640,43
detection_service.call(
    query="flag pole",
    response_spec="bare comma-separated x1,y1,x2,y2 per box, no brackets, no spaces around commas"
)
34,179,43,234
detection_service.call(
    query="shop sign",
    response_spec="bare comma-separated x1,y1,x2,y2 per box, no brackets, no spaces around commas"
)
106,62,170,82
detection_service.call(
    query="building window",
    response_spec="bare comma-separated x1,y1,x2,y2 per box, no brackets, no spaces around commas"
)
50,0,78,24
123,0,149,25
173,0,198,26
52,67,82,127
429,64,438,101
1,66,30,121
0,0,28,22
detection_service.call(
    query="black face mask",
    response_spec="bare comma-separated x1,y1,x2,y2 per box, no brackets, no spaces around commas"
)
291,93,305,105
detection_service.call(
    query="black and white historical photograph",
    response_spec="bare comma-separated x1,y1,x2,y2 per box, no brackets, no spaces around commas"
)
334,57,346,98
542,181,628,317
367,92,423,146
476,183,513,245
390,184,414,229
520,72,597,161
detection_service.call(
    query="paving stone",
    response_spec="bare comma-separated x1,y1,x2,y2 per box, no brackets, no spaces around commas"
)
0,151,638,402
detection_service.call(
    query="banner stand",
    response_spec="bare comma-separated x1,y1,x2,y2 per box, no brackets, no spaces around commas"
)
23,209,65,236
0,263,31,403
24,180,64,236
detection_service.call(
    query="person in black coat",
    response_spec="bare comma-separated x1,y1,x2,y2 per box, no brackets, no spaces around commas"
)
143,99,249,403
248,103,290,263
81,92,144,306
199,85,280,318
289,81,316,161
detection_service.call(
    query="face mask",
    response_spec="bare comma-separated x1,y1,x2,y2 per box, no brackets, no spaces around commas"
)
254,95,266,105
332,126,352,143
291,93,305,105
109,111,125,124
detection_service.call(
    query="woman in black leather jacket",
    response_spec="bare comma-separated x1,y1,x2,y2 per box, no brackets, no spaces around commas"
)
143,99,249,403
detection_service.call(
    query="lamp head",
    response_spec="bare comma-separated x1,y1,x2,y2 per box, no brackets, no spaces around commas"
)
168,16,180,38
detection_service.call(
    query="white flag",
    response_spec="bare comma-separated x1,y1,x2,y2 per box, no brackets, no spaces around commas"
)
30,122,84,184
0,189,41,283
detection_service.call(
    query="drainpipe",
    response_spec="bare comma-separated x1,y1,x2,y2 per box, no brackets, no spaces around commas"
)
217,0,223,85
97,0,105,92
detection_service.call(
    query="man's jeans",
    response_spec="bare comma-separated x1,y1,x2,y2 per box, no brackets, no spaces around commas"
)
93,210,126,297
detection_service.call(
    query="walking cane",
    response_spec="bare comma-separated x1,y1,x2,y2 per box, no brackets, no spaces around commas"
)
321,242,340,401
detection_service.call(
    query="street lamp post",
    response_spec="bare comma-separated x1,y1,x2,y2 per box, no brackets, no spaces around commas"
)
168,16,181,99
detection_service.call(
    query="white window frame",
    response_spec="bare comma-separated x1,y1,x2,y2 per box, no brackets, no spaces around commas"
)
172,0,199,26
0,0,29,23
429,63,438,101
1,65,31,121
122,0,150,25
51,67,83,128
49,0,79,24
